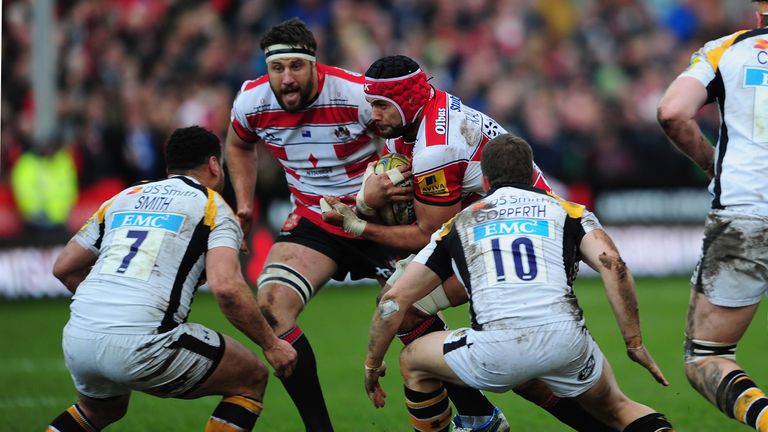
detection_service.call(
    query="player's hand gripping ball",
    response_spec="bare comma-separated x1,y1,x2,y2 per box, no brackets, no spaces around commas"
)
374,153,416,226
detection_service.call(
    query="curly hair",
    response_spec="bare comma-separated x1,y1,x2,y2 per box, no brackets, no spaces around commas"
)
165,126,221,172
260,18,317,54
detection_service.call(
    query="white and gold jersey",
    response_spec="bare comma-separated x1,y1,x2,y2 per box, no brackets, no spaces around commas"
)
414,184,601,328
69,176,242,334
680,27,768,215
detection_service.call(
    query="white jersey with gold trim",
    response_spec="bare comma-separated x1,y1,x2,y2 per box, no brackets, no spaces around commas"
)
680,27,768,215
69,176,242,334
414,184,601,328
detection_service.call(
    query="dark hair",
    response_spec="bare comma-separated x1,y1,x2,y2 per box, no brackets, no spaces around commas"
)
260,18,317,54
165,126,220,172
480,134,534,186
365,55,420,79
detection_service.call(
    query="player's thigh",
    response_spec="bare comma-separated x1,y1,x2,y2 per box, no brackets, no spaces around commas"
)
257,242,337,311
400,330,464,387
180,334,267,400
574,358,651,428
692,211,768,308
687,290,759,343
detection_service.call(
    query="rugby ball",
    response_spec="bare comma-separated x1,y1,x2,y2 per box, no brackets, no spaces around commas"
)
374,153,416,226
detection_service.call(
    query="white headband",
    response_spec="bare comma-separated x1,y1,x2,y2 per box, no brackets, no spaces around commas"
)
264,44,316,62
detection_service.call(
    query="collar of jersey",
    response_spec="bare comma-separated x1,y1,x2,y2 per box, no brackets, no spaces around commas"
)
488,182,548,196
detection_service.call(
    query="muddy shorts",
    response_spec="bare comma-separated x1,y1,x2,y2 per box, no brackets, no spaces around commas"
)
442,320,604,398
63,322,224,399
692,210,768,307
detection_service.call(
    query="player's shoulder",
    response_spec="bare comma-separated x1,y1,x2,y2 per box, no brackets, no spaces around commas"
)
240,75,270,93
318,63,365,84
545,191,586,218
698,29,759,55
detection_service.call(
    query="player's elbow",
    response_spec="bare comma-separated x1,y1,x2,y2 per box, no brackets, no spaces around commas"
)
209,276,245,304
656,99,688,131
52,256,74,285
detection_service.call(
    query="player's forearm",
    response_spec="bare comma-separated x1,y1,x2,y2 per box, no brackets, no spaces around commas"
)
601,263,644,348
216,285,281,350
365,309,402,368
659,117,715,178
362,223,432,252
224,138,259,211
56,268,90,294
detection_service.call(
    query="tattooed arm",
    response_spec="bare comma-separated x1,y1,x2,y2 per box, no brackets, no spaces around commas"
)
580,229,669,386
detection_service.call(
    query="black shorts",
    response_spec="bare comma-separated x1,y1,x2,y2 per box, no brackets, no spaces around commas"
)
274,215,404,281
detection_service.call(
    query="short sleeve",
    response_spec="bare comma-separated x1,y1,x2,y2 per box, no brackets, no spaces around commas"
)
208,194,243,251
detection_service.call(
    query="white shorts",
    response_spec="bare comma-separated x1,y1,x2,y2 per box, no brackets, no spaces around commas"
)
692,210,768,307
442,320,604,398
62,322,224,399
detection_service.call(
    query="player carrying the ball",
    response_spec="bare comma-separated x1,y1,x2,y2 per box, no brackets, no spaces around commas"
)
225,19,512,432
322,55,615,431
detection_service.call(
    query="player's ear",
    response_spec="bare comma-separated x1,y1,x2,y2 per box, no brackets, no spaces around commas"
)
208,155,222,178
481,176,491,193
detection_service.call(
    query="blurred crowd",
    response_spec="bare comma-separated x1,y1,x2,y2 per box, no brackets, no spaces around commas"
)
0,0,754,239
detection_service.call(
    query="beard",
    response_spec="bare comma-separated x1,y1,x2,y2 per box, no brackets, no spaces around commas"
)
274,83,315,112
376,123,406,139
376,119,421,140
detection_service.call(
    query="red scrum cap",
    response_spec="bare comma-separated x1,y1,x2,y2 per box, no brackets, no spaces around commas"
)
364,55,433,126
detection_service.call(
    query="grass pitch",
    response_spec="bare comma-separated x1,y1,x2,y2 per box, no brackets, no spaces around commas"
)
1,277,764,431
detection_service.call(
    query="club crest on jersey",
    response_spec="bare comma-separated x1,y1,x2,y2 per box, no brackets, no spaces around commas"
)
334,126,351,139
417,170,449,197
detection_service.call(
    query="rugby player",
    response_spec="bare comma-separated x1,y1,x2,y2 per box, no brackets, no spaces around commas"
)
657,1,768,430
364,134,674,432
225,19,507,431
47,126,296,432
323,55,613,431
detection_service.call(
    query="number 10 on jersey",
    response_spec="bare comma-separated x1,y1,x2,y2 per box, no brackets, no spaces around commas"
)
484,236,548,285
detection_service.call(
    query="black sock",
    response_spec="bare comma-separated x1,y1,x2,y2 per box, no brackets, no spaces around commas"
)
278,327,333,432
399,316,495,417
623,413,673,432
543,396,615,432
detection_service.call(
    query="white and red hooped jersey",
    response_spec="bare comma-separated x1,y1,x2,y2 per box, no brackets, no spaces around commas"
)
680,28,768,215
383,90,551,208
230,64,379,237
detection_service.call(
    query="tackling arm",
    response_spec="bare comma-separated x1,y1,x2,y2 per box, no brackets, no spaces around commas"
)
224,126,261,247
206,246,297,377
52,239,98,294
365,261,444,407
657,76,714,179
580,229,668,386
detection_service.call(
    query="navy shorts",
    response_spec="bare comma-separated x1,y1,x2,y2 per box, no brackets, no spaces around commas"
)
275,215,404,281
